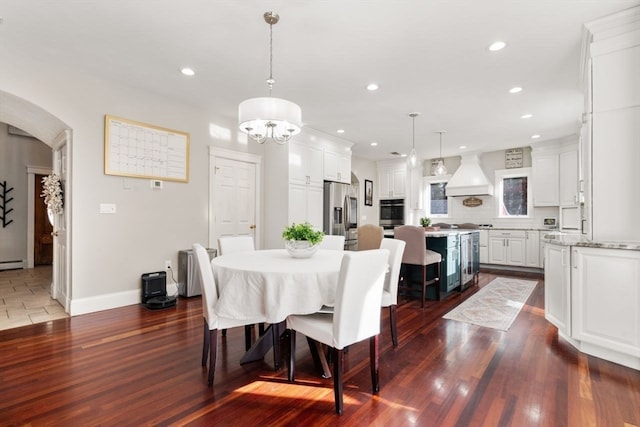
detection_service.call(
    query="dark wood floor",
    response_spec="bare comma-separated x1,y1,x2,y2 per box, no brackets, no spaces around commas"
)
1,271,639,426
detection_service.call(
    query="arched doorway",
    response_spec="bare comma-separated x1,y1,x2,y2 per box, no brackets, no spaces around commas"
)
0,90,72,312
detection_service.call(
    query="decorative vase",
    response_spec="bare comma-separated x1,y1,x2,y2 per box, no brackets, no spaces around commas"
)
285,240,320,258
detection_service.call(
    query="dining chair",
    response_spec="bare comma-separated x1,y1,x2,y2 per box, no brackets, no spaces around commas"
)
217,235,260,344
318,235,345,250
379,238,406,348
193,243,265,386
393,225,442,308
357,224,383,250
217,235,255,254
286,249,390,415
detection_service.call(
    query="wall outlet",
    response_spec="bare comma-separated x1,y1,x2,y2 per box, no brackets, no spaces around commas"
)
165,260,172,270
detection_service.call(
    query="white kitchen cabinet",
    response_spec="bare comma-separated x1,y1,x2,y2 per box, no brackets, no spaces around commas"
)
288,183,323,231
289,140,324,187
525,230,540,267
544,244,571,336
479,230,488,264
323,147,351,184
488,230,526,266
559,148,578,207
532,153,559,206
264,129,352,249
378,166,406,199
571,246,640,360
582,9,640,242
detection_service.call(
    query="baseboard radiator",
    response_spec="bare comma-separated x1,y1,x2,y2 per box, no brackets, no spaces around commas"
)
0,260,24,270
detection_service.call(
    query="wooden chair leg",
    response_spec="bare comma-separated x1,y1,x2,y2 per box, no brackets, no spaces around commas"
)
420,265,426,308
221,328,227,337
272,324,281,370
370,334,380,393
333,348,344,415
288,330,296,382
202,318,209,366
258,323,265,336
244,325,253,351
208,329,218,386
389,305,398,348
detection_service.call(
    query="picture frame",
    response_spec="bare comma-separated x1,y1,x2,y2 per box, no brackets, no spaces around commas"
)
104,115,190,182
364,179,373,206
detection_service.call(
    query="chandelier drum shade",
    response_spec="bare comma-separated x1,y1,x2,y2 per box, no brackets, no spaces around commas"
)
238,11,302,144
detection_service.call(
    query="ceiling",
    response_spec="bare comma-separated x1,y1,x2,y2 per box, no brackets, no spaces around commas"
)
1,0,638,161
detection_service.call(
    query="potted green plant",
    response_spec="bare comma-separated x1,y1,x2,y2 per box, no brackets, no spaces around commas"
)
420,217,440,231
282,222,325,258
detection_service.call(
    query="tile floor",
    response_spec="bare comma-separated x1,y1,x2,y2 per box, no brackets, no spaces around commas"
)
0,265,68,331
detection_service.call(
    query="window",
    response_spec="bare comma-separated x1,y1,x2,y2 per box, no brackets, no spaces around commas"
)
495,168,532,218
423,176,450,217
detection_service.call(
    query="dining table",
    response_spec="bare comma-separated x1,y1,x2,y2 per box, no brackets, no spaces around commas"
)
211,248,346,376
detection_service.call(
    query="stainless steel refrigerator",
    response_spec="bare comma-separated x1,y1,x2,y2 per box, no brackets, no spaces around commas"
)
323,181,358,250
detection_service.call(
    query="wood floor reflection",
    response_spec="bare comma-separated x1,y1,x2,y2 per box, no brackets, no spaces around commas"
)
1,271,639,426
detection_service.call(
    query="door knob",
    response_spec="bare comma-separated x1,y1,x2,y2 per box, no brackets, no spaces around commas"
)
51,231,59,237
250,225,256,229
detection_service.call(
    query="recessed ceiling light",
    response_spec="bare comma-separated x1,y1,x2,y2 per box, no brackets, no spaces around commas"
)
520,113,533,119
180,67,195,76
509,87,522,94
366,83,379,91
459,145,467,150
370,142,378,147
488,41,506,51
336,129,345,134
531,134,541,139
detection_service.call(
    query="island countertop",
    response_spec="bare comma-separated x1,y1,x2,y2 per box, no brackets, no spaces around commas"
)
383,229,479,238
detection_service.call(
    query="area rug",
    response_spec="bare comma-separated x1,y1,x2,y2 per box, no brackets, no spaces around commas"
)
443,277,537,331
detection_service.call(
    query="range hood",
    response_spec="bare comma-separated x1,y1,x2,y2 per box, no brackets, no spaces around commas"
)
445,154,494,197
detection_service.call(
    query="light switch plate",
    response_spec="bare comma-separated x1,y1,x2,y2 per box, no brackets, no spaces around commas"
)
99,203,116,214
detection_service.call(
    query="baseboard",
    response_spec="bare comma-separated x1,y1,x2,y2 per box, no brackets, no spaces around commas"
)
480,264,544,278
0,260,25,270
69,289,140,316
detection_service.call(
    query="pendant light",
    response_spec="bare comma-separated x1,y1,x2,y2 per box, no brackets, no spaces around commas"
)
238,11,302,144
434,131,448,176
408,112,420,167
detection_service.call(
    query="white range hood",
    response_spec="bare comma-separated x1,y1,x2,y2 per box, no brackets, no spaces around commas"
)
445,154,494,197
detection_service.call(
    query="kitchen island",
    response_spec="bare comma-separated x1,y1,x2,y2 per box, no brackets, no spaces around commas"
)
543,233,640,370
385,228,480,299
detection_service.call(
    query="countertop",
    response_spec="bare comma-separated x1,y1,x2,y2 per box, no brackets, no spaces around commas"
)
541,233,640,251
383,229,480,238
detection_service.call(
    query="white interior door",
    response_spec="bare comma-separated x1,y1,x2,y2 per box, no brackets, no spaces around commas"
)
210,148,262,250
51,130,71,312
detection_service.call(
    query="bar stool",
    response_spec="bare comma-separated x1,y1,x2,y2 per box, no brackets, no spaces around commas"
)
358,224,384,251
394,225,441,308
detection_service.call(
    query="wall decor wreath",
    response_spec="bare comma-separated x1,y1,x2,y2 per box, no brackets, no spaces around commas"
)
41,173,64,215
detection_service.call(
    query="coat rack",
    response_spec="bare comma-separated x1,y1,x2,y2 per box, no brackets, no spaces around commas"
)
0,181,14,228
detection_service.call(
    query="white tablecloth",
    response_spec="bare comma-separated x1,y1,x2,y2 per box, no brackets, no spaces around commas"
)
211,249,345,323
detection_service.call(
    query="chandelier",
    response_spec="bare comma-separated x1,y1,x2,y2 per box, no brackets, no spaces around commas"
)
434,131,448,176
408,112,419,167
238,11,302,144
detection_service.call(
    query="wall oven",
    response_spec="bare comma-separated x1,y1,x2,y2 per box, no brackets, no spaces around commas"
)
379,199,404,229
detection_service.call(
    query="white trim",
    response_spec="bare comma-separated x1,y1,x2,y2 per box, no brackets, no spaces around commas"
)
494,167,533,219
208,147,263,249
70,290,140,316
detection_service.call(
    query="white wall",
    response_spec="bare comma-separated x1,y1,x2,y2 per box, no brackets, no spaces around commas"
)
0,123,52,263
350,156,378,226
0,51,265,313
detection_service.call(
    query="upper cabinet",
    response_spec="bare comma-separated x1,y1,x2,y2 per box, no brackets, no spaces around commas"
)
582,7,640,242
323,146,351,184
289,139,324,187
378,163,407,199
532,151,560,206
